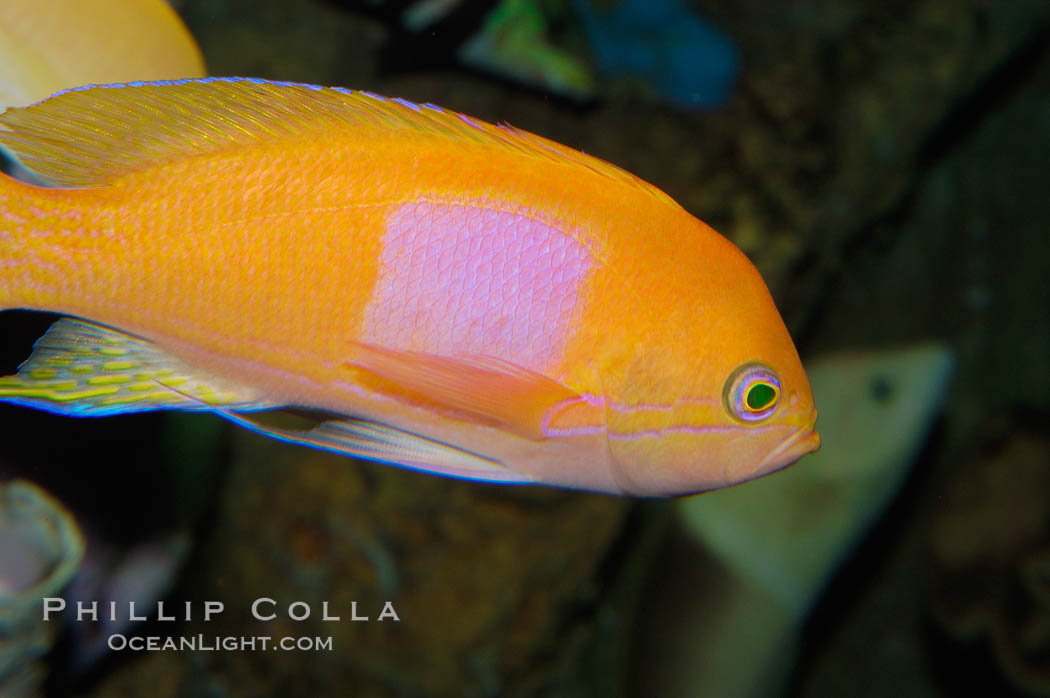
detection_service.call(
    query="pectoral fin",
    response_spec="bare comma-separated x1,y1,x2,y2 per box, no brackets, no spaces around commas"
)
346,342,601,440
0,318,273,416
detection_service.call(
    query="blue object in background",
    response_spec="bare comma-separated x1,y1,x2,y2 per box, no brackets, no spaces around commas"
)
573,0,739,108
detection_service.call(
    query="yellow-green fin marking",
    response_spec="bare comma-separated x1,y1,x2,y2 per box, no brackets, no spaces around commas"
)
0,318,273,416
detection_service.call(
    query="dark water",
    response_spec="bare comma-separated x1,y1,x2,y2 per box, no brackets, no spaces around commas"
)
1,1,1048,696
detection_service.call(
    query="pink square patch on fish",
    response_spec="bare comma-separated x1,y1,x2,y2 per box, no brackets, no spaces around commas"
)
363,201,594,371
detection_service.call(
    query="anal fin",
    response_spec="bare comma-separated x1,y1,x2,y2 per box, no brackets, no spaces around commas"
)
0,318,273,416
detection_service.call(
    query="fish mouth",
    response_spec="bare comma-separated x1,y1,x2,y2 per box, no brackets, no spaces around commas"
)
755,411,820,478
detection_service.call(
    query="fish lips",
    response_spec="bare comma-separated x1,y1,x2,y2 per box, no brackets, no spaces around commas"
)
753,410,821,480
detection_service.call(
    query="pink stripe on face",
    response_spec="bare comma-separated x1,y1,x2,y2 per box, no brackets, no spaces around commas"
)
362,201,593,371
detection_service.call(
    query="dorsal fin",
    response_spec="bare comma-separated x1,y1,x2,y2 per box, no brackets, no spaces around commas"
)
0,77,676,204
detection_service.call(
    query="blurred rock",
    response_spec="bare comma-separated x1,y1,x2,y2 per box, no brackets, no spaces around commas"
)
927,422,1050,696
138,430,630,697
62,531,191,675
706,0,1048,310
0,480,84,698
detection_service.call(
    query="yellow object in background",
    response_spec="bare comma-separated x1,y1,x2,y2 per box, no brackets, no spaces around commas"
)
0,0,204,107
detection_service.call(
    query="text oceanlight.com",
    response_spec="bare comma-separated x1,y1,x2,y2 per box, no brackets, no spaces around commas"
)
108,634,335,652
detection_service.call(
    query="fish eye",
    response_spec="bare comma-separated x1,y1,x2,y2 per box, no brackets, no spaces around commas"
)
723,363,781,423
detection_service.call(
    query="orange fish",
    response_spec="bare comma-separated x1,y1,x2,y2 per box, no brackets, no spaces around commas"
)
0,79,818,495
